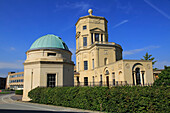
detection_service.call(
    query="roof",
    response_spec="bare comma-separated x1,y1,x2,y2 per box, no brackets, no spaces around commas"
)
30,34,69,50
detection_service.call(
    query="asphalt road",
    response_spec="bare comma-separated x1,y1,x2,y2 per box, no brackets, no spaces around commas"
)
0,94,99,113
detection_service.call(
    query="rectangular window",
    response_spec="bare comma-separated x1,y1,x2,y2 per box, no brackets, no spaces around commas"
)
83,25,87,30
113,79,115,86
83,37,87,46
100,75,102,86
92,59,94,69
84,61,88,70
84,77,88,86
91,33,93,44
47,53,56,56
95,33,99,41
47,74,56,87
101,34,103,42
77,76,80,83
78,37,79,49
78,62,80,71
93,76,95,86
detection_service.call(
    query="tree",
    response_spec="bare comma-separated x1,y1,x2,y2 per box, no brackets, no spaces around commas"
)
154,66,170,86
141,52,157,65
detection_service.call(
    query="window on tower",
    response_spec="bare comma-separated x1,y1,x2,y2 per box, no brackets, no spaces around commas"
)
83,25,87,30
83,37,87,46
84,61,88,70
47,53,56,56
78,62,80,71
92,59,94,69
77,37,79,49
101,34,103,42
95,33,99,42
104,58,108,65
91,33,93,44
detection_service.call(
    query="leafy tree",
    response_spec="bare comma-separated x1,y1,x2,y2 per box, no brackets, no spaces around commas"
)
141,52,157,65
154,66,170,86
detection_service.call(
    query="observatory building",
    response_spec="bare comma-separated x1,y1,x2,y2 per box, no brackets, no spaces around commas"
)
22,34,74,101
74,9,154,86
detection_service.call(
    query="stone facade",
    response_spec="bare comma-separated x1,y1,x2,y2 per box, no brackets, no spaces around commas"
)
74,9,154,86
22,40,74,101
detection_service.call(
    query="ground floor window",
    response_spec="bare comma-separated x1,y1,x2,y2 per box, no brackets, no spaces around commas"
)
47,74,56,87
84,77,88,86
77,76,80,85
92,76,95,86
100,75,102,86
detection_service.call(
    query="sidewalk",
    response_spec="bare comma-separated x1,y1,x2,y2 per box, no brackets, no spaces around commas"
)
11,94,22,101
10,95,102,113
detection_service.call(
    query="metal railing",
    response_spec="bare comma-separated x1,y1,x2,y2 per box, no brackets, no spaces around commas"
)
74,81,128,87
74,81,155,87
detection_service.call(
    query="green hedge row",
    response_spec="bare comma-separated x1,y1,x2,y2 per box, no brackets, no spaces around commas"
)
15,90,23,95
28,86,170,112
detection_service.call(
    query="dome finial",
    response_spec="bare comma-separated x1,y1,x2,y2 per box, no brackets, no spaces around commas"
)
88,9,93,15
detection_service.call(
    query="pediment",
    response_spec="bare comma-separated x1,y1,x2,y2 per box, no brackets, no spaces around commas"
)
90,28,104,32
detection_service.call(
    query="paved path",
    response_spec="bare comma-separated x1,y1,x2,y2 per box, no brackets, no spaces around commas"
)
0,94,100,113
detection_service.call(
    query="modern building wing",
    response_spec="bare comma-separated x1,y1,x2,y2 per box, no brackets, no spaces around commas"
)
6,72,24,90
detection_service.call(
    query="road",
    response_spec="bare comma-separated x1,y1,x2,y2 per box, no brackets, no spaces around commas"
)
0,94,99,113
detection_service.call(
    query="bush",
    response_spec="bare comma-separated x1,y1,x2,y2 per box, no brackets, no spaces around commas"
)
15,90,23,95
154,66,170,86
28,86,170,112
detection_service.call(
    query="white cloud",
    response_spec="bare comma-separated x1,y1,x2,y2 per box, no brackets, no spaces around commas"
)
115,0,133,14
56,2,91,12
0,62,23,69
113,20,129,28
144,0,170,19
154,61,170,69
124,45,160,56
10,47,16,51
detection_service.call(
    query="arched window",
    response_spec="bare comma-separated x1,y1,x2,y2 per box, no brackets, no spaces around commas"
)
104,58,108,65
105,70,109,75
135,68,141,85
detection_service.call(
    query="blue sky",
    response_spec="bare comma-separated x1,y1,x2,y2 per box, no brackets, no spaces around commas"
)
0,0,170,77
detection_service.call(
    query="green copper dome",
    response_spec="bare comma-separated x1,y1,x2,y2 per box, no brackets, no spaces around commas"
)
30,34,69,50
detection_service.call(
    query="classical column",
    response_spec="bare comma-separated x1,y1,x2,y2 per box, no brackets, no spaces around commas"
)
93,33,95,43
99,33,101,42
133,71,136,85
141,71,145,85
103,34,106,42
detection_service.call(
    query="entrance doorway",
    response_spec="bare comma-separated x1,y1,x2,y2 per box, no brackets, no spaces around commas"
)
136,68,141,85
106,76,109,87
47,74,56,87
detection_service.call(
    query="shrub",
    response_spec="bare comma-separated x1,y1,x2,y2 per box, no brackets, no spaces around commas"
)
154,66,170,86
15,90,23,95
28,86,170,112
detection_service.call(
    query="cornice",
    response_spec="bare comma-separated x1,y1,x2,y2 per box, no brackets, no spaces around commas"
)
23,61,74,65
75,15,108,26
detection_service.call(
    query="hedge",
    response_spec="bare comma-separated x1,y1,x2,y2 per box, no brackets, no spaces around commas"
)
15,90,23,95
28,86,170,112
